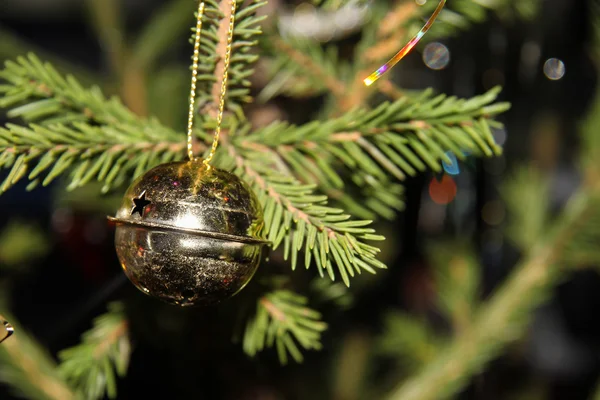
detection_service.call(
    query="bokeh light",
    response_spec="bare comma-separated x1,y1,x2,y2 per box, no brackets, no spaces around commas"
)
543,58,566,80
429,175,457,205
280,2,369,42
482,200,505,226
493,128,507,146
442,151,460,175
423,42,450,70
52,208,73,234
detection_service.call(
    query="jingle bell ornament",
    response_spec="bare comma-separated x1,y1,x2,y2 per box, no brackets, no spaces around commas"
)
108,161,267,306
109,0,268,306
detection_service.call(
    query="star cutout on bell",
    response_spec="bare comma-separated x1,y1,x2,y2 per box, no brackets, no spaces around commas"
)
131,190,151,217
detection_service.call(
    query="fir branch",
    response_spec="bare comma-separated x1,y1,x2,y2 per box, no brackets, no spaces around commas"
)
346,173,406,220
561,193,600,269
0,55,505,279
242,87,507,217
58,303,130,400
0,220,49,268
85,0,150,116
377,243,479,372
386,183,600,400
190,0,267,117
266,0,535,108
85,0,126,80
262,36,346,101
0,122,186,194
382,37,599,390
331,177,405,220
429,242,480,335
336,1,418,110
359,0,539,76
376,313,441,369
557,2,600,270
0,314,77,400
502,166,550,251
0,54,167,129
261,36,407,104
309,277,354,309
242,290,327,364
220,140,387,286
345,0,539,109
0,55,196,193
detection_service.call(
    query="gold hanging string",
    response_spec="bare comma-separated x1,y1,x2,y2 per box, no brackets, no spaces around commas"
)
186,0,237,166
204,0,237,166
187,1,205,161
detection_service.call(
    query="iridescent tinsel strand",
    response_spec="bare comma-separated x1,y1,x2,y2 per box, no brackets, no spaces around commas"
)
364,0,446,86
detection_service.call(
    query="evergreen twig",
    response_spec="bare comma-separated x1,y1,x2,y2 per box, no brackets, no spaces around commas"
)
0,54,171,129
376,313,441,369
0,56,507,283
189,0,267,118
0,0,515,379
243,87,507,217
0,314,77,400
221,139,387,286
243,290,327,364
387,186,600,400
58,303,130,400
266,0,538,107
0,122,185,194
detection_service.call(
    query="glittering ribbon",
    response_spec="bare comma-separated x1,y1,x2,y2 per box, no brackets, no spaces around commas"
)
364,0,446,86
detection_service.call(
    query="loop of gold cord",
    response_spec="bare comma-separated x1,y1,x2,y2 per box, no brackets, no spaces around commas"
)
203,0,237,166
187,1,205,161
186,0,237,166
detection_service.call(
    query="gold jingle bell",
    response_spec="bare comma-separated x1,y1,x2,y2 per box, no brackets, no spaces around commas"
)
108,161,267,306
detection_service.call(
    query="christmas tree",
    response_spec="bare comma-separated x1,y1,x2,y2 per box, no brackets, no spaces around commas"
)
1,0,599,399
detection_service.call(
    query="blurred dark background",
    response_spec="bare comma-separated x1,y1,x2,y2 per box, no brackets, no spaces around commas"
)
1,0,599,399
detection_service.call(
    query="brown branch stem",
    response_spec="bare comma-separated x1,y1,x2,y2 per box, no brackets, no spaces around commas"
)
93,320,129,359
271,37,346,100
226,142,337,238
340,1,420,111
210,0,236,119
260,298,286,322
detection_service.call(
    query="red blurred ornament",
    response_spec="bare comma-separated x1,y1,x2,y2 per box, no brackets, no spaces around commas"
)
428,175,457,205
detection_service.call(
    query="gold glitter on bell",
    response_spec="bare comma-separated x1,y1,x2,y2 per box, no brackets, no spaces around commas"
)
108,161,267,306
